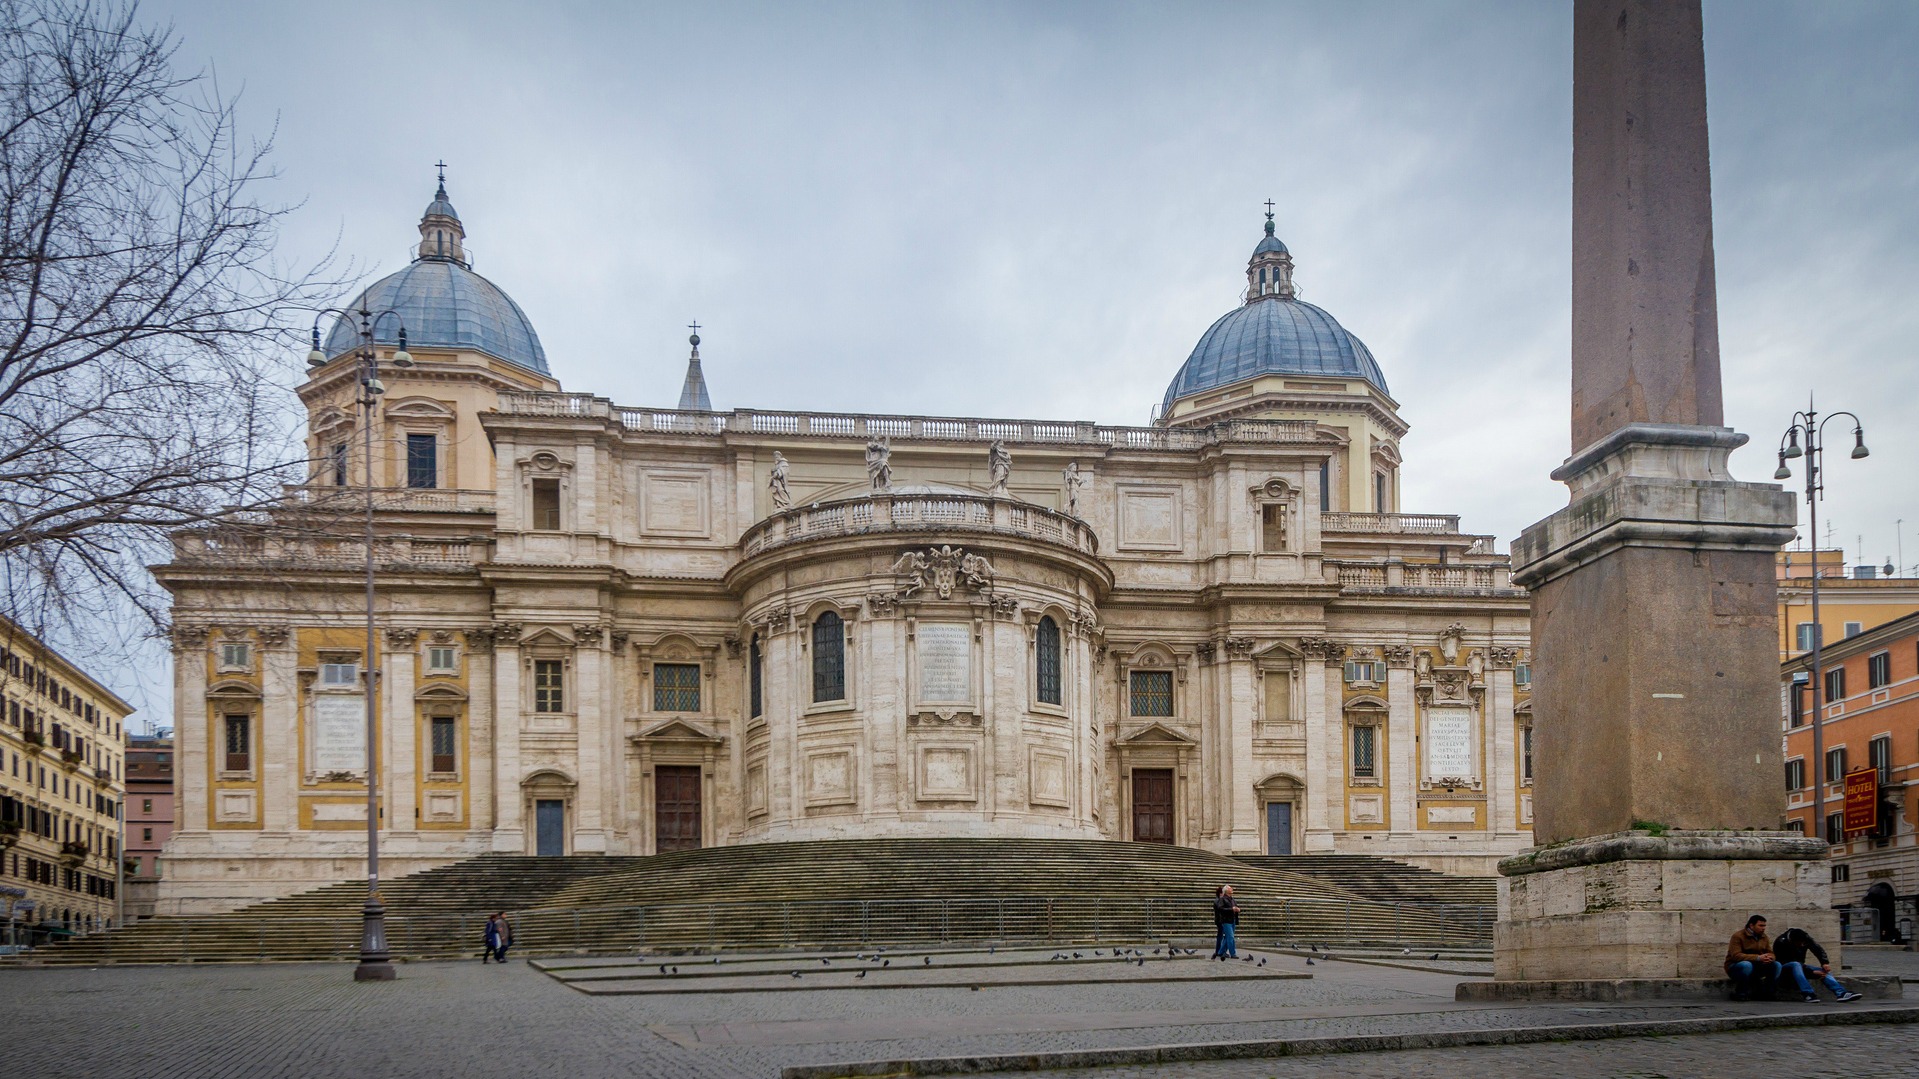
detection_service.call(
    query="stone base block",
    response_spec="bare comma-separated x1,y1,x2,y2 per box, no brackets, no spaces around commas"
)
1495,831,1834,981
1458,975,1903,1003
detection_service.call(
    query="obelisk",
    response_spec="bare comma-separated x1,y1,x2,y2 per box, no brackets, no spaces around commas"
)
1494,0,1829,987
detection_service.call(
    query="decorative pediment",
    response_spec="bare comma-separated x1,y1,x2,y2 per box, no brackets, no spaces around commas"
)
1253,639,1303,664
384,396,455,419
630,718,724,746
414,682,468,702
1118,721,1199,747
1249,477,1295,500
1343,693,1389,711
1255,772,1305,794
518,626,575,648
206,678,261,699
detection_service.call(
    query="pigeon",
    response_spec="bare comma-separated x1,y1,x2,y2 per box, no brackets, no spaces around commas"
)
923,956,932,966
1258,959,1266,967
658,964,667,974
821,958,831,965
790,971,802,979
1306,957,1316,966
1242,955,1255,963
713,957,721,965
1094,950,1104,957
669,966,679,975
988,946,995,954
1072,952,1083,959
1402,948,1412,955
883,959,890,967
1136,957,1146,967
1431,953,1441,961
856,969,868,979
1152,947,1162,955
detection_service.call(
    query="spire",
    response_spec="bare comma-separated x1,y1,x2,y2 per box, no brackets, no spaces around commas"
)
1245,200,1295,304
418,162,468,265
677,323,712,411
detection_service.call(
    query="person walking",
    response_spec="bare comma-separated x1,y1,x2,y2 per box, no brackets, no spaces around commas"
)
1773,926,1864,1003
1212,885,1241,960
482,913,502,964
492,912,514,964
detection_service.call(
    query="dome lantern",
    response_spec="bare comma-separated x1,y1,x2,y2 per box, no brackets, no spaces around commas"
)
1246,201,1295,302
418,161,467,266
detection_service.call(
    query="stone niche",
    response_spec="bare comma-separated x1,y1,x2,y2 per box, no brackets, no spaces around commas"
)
1494,831,1836,982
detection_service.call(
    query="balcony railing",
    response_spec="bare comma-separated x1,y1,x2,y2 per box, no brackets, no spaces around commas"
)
495,393,1322,449
1321,512,1461,535
1329,560,1514,595
742,492,1098,558
283,486,496,514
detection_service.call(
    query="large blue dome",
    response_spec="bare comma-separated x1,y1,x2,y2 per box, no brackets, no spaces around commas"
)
1162,298,1386,411
325,260,548,375
323,177,549,375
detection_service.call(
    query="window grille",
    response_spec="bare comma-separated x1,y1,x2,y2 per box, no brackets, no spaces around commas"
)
223,715,250,772
653,663,702,712
812,612,845,703
533,660,565,713
430,716,457,773
1521,725,1534,784
406,433,437,489
1351,724,1377,779
1129,670,1173,717
1036,617,1062,705
749,636,763,718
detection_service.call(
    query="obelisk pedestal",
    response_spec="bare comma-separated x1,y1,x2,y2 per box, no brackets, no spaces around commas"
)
1484,0,1832,994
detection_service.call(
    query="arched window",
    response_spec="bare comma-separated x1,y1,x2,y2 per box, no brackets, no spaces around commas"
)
1036,616,1062,705
811,612,845,703
749,635,763,718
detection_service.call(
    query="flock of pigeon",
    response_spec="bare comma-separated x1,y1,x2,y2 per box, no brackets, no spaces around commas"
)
635,941,1341,981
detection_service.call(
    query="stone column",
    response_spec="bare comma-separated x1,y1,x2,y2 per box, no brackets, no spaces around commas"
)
1386,662,1416,836
1494,0,1826,989
491,631,525,852
260,628,298,834
382,630,417,837
572,627,607,853
1299,640,1337,853
1225,644,1260,853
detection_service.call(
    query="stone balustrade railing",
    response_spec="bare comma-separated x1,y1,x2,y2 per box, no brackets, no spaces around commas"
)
496,393,1320,449
741,492,1098,557
1320,511,1462,535
172,531,485,569
1329,560,1515,594
283,485,497,514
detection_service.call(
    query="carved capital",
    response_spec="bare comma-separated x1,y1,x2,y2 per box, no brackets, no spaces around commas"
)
989,594,1019,620
866,592,904,617
1297,636,1347,664
572,623,606,648
610,630,630,650
492,622,523,646
1381,645,1414,668
1489,646,1520,669
1223,636,1256,658
256,625,290,650
170,624,211,652
1195,642,1217,663
722,635,742,659
465,627,497,654
383,627,420,648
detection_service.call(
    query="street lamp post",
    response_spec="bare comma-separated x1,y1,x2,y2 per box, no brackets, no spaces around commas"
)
308,305,412,982
1775,402,1869,851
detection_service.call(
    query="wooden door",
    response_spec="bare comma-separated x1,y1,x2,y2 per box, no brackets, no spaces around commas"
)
1266,802,1293,855
1131,769,1174,844
654,765,704,852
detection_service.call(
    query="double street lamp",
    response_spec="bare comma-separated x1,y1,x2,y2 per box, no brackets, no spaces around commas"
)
307,305,412,982
1774,404,1869,851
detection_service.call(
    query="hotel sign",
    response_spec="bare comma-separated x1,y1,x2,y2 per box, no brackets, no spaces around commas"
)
1843,768,1879,836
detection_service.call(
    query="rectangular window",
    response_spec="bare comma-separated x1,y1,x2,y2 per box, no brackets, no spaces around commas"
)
319,662,358,687
1342,660,1385,684
1318,460,1331,513
1832,863,1850,882
223,714,250,773
532,478,562,530
1825,667,1846,704
141,798,152,814
1351,724,1377,779
1869,651,1892,689
1844,621,1864,638
1788,675,1808,727
749,637,764,719
406,433,437,489
1514,663,1531,689
1870,735,1892,785
141,827,152,842
1787,817,1805,835
1826,813,1845,845
533,660,565,713
330,441,349,486
1795,622,1819,651
1129,670,1174,717
1521,724,1534,784
426,646,458,674
1825,746,1847,785
653,663,701,712
1374,472,1388,512
1260,503,1286,553
430,716,457,774
1785,758,1805,791
219,642,250,670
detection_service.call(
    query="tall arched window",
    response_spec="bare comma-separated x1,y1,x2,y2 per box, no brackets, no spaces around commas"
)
811,611,845,703
1036,616,1062,705
748,634,763,718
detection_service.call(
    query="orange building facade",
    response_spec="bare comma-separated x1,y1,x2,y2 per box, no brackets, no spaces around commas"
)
1782,609,1919,942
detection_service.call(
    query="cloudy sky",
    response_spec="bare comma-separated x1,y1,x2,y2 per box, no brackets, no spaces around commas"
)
111,0,1917,728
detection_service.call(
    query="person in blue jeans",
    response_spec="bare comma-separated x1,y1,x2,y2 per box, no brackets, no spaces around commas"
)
1725,914,1780,1000
1212,884,1240,960
1773,926,1863,1003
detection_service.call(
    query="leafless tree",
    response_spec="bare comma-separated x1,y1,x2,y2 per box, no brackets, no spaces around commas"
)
0,0,333,645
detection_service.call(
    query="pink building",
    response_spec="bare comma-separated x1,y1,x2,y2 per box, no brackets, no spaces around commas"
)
124,733,173,920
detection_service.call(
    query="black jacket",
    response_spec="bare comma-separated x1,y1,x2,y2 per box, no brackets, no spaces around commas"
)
1213,895,1240,926
1773,928,1829,967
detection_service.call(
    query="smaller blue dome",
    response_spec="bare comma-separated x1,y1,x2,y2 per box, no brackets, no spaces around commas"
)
1253,234,1289,256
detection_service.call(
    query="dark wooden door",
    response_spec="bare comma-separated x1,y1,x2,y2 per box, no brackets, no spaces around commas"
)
1132,769,1174,844
654,766,703,852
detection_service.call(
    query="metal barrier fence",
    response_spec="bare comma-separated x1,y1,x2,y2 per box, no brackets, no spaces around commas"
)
42,895,1493,963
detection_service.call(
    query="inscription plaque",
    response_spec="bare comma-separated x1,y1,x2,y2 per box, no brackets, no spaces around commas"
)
918,623,972,704
311,694,366,773
1424,707,1475,780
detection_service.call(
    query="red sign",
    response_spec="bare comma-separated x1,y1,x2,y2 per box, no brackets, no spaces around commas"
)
1844,768,1879,836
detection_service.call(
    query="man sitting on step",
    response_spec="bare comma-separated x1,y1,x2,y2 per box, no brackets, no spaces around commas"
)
1725,914,1781,1001
1773,926,1863,1003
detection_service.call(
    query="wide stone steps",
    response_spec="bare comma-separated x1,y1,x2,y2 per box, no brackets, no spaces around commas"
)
35,840,1492,965
1235,854,1498,907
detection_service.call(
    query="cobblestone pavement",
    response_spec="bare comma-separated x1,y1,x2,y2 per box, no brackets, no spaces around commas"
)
1,949,1910,1079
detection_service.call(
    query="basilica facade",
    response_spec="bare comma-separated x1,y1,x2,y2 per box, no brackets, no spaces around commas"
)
155,185,1534,913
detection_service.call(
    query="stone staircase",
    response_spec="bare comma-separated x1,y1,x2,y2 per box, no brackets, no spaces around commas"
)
1236,854,1498,907
33,839,1490,965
